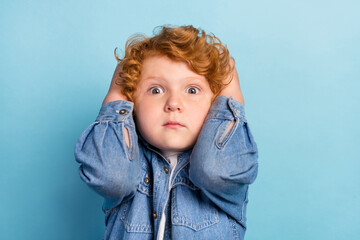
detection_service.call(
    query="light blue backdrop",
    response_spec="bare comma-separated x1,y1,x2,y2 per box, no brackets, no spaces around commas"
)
1,0,359,239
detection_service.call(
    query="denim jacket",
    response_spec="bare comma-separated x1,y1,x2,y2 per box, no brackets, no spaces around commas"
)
74,95,258,240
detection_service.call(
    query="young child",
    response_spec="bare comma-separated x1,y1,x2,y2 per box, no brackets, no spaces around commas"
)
75,25,258,240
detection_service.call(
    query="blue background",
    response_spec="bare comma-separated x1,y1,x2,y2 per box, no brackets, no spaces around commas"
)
1,0,359,239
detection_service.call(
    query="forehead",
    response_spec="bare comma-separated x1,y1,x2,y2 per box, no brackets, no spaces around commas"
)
140,55,206,83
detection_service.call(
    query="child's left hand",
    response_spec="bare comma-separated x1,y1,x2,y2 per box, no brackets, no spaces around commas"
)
219,59,245,106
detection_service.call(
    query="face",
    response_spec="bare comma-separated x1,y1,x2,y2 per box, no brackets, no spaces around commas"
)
134,55,214,152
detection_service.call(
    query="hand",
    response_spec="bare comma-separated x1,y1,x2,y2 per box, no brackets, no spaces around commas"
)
219,59,245,106
102,62,131,148
102,62,129,105
220,59,245,136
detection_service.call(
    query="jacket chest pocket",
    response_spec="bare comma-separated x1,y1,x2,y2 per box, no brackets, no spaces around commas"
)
171,185,219,231
120,169,153,234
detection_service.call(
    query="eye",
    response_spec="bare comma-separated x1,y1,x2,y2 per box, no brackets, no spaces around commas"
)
186,86,200,94
149,87,164,94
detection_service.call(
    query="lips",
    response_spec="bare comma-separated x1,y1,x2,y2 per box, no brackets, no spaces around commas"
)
163,121,184,129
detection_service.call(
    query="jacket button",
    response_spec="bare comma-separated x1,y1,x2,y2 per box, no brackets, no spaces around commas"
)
118,109,127,114
153,211,158,219
144,177,149,185
164,167,169,174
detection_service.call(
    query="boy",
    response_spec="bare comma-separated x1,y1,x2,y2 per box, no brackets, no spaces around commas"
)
75,25,258,240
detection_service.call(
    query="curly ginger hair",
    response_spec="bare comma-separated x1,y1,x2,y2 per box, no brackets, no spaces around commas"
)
115,25,233,102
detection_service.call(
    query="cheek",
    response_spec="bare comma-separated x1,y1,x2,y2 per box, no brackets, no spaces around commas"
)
134,102,159,135
135,113,152,142
135,100,158,120
135,107,149,122
190,103,211,130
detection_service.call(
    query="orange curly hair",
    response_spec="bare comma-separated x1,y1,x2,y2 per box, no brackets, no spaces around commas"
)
115,25,233,102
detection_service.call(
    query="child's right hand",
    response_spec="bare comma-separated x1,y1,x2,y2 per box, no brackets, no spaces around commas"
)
102,61,131,147
102,62,129,105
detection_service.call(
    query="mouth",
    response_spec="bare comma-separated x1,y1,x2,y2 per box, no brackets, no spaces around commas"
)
163,121,185,129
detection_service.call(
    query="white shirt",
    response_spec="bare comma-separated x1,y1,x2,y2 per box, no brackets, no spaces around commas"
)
157,151,180,240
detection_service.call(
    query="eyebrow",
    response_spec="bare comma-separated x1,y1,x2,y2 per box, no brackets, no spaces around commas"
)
142,76,165,81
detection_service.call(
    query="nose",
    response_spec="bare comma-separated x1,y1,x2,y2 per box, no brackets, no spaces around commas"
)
164,92,183,112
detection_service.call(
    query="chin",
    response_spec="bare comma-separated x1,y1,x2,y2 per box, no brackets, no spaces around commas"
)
161,143,194,152
149,138,196,152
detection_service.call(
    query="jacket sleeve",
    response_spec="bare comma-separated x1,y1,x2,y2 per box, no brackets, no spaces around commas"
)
189,95,259,226
74,100,140,211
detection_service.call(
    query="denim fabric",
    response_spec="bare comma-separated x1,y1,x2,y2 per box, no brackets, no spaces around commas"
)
74,95,258,240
